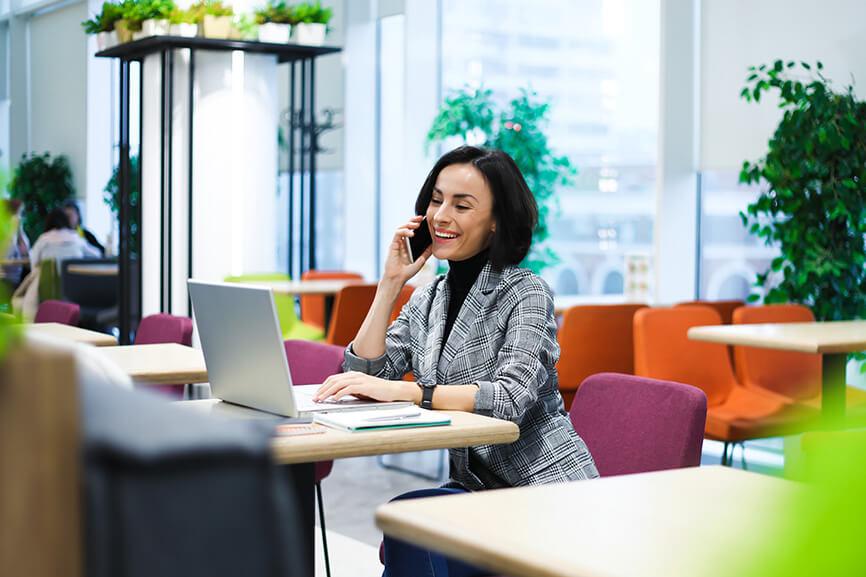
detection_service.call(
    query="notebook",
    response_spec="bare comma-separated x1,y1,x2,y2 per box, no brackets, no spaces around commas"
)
312,406,452,432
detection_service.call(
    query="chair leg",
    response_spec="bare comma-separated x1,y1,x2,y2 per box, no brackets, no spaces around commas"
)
738,442,748,470
721,442,730,466
315,481,332,577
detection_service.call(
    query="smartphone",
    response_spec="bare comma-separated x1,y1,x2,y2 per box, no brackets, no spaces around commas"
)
405,218,433,262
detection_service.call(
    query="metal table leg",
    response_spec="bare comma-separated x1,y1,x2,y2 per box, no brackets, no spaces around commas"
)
822,353,847,422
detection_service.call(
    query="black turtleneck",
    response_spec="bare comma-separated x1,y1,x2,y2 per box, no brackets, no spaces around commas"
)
442,249,490,346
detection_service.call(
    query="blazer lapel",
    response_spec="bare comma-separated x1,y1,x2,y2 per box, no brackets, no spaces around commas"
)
420,277,449,385
436,262,501,382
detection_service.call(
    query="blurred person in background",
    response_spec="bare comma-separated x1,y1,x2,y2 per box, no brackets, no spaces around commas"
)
62,199,105,256
30,207,101,265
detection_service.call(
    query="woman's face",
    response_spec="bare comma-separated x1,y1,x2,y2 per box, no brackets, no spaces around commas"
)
425,163,496,262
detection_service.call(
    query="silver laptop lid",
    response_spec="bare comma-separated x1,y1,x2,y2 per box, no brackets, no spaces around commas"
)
188,280,298,417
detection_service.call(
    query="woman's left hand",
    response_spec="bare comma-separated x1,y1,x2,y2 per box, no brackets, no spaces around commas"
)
314,372,416,403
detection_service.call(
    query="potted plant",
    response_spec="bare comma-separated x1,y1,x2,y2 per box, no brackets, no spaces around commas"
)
232,13,258,40
741,60,866,380
740,60,866,322
290,0,331,46
81,2,125,50
7,153,76,242
255,0,292,43
115,0,143,42
169,7,198,37
137,0,175,38
426,87,576,274
103,156,141,256
193,0,234,38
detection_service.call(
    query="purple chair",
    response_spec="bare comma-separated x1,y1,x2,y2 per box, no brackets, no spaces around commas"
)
284,339,345,577
135,313,193,346
569,372,708,476
34,300,81,325
135,314,194,398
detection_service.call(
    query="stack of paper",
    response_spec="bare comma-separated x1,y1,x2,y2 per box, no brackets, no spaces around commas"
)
312,406,451,432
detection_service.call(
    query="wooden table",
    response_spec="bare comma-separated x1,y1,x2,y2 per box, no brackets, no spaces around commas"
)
0,258,30,266
180,401,518,464
65,263,118,276
252,279,361,295
376,466,795,577
25,323,117,346
96,343,207,384
689,320,866,418
179,399,518,577
248,278,364,330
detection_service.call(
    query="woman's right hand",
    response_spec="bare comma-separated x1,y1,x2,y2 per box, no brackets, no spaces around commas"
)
382,215,433,287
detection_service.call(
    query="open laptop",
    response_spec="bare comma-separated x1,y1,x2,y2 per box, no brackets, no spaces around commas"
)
187,280,412,419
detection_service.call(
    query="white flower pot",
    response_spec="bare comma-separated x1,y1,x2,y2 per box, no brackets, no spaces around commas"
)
202,15,233,38
141,18,170,37
170,23,198,37
292,22,326,45
97,31,111,51
132,30,148,41
258,22,290,43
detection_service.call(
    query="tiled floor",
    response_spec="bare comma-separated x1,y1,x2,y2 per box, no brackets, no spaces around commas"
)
318,451,447,547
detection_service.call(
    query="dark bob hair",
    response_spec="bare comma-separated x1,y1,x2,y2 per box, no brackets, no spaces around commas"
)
45,207,72,232
414,146,538,268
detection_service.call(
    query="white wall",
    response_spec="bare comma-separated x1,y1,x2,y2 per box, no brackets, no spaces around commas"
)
701,0,866,170
29,1,87,200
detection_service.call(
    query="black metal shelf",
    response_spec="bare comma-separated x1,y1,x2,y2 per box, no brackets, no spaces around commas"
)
96,35,340,63
99,33,340,343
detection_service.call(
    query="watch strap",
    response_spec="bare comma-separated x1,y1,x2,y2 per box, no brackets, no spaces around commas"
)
420,383,436,410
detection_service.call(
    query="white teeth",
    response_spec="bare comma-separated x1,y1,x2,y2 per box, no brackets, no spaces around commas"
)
435,232,458,239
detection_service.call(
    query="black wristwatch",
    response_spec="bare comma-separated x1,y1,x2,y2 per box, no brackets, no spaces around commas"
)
418,382,437,410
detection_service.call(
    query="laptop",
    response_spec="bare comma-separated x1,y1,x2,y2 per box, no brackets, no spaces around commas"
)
187,280,412,419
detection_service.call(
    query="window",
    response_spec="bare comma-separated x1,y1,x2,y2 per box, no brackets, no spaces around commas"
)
440,0,659,295
698,171,778,301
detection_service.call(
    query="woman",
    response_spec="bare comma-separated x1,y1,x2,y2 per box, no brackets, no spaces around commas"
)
62,199,105,256
315,146,598,576
30,207,102,265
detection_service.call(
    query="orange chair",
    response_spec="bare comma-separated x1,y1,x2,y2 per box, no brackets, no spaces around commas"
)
300,270,364,330
675,299,744,324
326,284,378,347
634,306,820,463
556,304,647,410
733,304,866,412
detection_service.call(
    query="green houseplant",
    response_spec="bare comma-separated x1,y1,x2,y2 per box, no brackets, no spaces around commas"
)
255,0,292,43
104,155,141,256
291,1,331,45
81,2,125,49
740,60,866,323
195,0,234,38
168,7,198,36
123,0,175,38
427,87,576,274
7,153,75,241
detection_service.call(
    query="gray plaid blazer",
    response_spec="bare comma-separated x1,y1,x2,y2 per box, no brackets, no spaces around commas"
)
344,262,599,490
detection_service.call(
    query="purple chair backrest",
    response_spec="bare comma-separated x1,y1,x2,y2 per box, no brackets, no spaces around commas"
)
284,339,345,385
35,300,81,325
284,339,345,483
569,373,707,477
134,314,193,346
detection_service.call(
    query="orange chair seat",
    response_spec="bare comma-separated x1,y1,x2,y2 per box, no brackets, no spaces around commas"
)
705,386,820,442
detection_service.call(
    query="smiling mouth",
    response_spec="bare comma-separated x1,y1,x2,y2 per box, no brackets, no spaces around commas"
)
434,230,459,240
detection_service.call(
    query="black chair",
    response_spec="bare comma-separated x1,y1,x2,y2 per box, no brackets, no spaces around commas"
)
60,258,118,331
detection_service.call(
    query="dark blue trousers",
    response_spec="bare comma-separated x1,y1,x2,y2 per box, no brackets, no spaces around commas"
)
381,487,490,577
